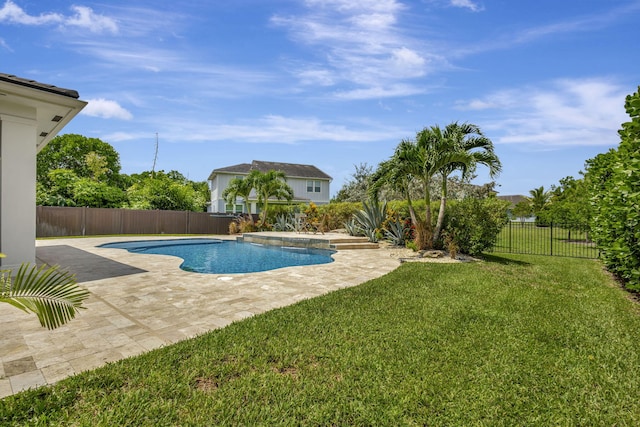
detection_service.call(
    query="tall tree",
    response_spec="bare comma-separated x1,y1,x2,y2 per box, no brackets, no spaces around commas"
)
540,176,591,231
333,163,374,202
528,186,551,217
371,129,470,250
126,170,207,212
37,134,122,187
512,200,533,224
431,122,501,243
370,142,420,228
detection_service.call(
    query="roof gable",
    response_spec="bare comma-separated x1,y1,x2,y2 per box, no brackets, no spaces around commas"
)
0,72,86,150
497,195,528,206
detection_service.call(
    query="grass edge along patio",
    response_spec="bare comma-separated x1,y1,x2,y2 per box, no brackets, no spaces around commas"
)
2,252,640,425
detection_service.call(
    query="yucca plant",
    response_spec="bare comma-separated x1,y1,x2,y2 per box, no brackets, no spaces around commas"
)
353,200,387,242
384,217,409,246
344,218,363,236
0,253,89,329
273,214,297,231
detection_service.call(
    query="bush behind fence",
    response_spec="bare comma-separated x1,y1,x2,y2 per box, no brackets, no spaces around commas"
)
36,206,235,237
493,221,599,259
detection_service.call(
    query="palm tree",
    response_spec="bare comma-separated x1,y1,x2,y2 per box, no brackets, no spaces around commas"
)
528,186,550,213
250,169,294,227
222,175,254,219
370,141,420,228
431,122,502,243
1,254,89,329
528,186,551,222
371,131,467,250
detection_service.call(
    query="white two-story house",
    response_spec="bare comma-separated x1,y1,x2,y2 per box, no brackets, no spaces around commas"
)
208,160,332,214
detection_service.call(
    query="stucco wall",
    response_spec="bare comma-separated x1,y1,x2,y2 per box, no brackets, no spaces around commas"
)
0,106,37,269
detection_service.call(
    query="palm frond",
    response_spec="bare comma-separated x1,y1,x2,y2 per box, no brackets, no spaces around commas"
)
0,264,89,329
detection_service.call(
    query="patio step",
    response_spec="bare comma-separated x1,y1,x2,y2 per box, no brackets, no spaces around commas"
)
330,237,379,250
332,242,380,250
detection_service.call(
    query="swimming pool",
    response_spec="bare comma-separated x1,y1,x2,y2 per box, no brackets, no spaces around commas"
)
99,238,335,274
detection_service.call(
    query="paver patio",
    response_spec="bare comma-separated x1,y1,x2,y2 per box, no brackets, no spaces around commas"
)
0,234,401,398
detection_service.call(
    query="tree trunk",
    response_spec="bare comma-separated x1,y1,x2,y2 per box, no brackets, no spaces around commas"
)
405,192,419,229
433,178,448,245
260,197,268,227
414,220,431,250
421,181,434,250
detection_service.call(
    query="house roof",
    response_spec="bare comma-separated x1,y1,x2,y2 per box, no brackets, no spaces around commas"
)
209,160,332,181
0,73,80,99
0,72,86,151
497,194,528,206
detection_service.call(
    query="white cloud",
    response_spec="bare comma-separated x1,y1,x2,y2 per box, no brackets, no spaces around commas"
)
102,131,139,142
204,114,395,144
66,6,118,34
82,98,133,120
297,68,336,86
304,0,404,15
138,114,403,145
0,0,61,25
391,47,426,77
458,78,629,147
455,90,519,110
271,1,443,99
0,37,11,51
450,0,483,12
334,83,426,100
0,1,117,33
453,2,640,57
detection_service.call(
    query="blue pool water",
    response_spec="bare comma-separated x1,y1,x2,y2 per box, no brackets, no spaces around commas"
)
99,238,335,274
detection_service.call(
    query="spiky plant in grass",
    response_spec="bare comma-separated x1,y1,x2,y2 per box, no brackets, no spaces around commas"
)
0,253,89,329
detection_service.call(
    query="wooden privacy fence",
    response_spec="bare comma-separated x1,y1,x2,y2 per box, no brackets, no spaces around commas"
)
36,206,236,237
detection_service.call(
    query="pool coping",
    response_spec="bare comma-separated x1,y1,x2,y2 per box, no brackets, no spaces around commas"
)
240,232,333,249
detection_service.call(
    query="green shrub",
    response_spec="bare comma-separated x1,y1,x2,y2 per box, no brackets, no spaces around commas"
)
585,86,640,291
387,199,438,223
444,197,510,255
264,202,361,232
318,202,361,230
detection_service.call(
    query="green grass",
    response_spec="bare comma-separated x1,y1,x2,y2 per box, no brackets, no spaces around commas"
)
494,222,599,258
2,254,640,425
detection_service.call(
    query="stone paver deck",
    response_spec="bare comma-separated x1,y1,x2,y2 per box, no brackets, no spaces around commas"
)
0,234,401,398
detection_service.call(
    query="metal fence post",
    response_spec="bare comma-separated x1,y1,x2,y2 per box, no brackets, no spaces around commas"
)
509,221,512,253
550,222,553,256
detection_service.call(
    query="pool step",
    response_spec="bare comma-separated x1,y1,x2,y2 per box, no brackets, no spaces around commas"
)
330,237,379,250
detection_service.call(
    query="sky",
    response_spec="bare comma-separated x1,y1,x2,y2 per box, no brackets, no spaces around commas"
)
2,0,638,197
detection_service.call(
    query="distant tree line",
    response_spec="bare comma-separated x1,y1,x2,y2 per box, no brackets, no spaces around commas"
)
37,134,209,212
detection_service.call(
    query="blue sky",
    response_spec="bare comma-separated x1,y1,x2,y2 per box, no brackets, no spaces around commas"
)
2,0,638,197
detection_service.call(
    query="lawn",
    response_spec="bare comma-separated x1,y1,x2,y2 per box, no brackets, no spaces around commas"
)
494,222,599,258
2,254,639,425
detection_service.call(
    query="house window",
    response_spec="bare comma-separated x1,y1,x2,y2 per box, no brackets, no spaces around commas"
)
225,203,244,213
307,180,321,193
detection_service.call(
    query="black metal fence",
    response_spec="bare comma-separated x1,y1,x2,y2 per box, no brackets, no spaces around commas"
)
492,221,599,259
